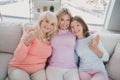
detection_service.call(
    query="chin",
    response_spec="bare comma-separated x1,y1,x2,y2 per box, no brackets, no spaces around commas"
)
75,34,79,37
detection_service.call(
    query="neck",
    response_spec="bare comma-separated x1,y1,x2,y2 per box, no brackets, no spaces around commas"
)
77,35,84,39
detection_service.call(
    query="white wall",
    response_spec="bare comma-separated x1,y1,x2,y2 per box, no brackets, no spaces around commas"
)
105,0,120,31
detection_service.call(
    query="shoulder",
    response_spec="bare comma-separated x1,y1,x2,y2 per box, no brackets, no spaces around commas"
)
68,30,76,38
90,32,99,39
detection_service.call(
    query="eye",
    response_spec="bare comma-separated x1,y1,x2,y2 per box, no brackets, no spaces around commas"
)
61,18,64,21
77,24,79,27
67,19,70,21
45,20,49,23
51,23,55,26
70,25,74,29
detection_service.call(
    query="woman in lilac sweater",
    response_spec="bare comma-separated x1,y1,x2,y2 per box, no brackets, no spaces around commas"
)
46,8,80,80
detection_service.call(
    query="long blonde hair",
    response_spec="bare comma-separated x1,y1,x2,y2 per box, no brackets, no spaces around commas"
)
34,11,58,42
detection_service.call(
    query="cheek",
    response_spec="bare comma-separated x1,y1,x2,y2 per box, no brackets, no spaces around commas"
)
60,21,65,25
50,26,54,31
40,22,45,27
67,21,70,24
71,28,75,33
59,24,62,28
59,22,63,26
79,27,83,33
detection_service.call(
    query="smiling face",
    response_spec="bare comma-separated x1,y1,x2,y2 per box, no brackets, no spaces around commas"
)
70,20,84,39
59,14,71,30
70,16,90,39
40,17,56,34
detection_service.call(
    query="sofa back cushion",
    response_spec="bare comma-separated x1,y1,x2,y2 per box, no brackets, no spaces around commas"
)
0,22,23,54
100,34,120,56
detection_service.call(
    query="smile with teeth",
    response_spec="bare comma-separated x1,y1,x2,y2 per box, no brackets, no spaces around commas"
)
74,30,80,34
63,25,67,28
44,26,50,30
63,24,68,27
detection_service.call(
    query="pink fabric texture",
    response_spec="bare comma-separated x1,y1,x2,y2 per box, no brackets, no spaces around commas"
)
79,71,108,80
9,32,52,73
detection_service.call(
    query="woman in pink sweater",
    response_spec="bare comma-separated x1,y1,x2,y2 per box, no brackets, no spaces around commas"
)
8,11,58,80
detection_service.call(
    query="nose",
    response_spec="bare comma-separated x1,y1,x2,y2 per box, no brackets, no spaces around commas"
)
73,26,77,30
47,23,53,30
63,21,68,26
74,27,78,32
47,23,51,27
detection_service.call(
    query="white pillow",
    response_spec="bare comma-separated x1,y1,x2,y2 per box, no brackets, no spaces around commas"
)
106,42,120,80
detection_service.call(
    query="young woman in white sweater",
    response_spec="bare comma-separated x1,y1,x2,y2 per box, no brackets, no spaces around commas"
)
70,16,109,80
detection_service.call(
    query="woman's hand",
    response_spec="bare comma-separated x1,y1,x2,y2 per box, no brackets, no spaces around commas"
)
89,35,103,58
89,35,99,51
23,28,36,46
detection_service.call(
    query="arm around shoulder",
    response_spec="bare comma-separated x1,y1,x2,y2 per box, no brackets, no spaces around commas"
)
98,40,109,62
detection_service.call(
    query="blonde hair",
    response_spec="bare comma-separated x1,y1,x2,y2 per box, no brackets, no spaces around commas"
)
34,11,58,42
56,8,72,29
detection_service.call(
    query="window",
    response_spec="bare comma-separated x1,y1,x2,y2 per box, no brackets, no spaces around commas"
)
0,0,112,26
61,0,111,26
0,0,30,18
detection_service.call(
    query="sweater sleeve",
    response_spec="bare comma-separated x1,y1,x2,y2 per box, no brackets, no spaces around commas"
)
98,40,109,62
13,32,31,62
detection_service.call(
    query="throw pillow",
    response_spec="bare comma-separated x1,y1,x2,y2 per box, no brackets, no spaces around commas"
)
106,42,120,80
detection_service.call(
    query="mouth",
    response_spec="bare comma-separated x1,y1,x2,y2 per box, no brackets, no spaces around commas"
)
44,26,51,32
63,26,69,29
74,30,80,35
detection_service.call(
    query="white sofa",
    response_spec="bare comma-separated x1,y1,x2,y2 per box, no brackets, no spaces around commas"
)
0,21,120,80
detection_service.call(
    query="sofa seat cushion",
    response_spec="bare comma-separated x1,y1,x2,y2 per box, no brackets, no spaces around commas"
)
0,53,13,80
5,77,9,80
106,42,120,80
0,22,23,54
